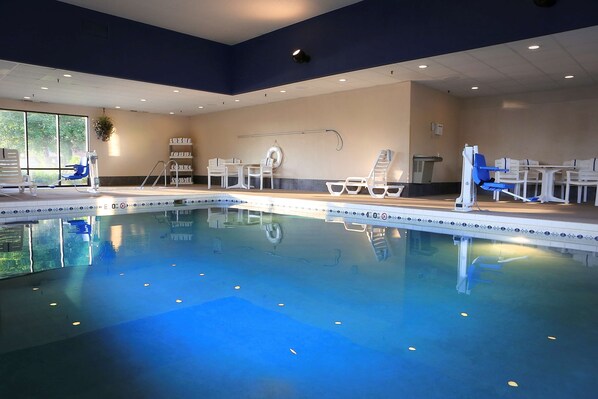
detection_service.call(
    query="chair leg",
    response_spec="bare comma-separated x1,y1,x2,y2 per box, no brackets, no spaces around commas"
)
584,186,588,202
259,175,263,190
565,182,571,204
577,186,583,203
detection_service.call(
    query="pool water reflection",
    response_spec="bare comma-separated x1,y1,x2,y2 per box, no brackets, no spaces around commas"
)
0,206,597,398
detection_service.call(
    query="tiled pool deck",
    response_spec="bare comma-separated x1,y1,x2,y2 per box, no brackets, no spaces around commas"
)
1,185,597,251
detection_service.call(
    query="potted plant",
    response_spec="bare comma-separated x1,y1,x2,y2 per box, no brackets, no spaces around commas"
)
93,115,114,142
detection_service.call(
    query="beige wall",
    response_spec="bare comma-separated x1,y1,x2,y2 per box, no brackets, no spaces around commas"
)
409,83,462,182
99,111,190,176
0,98,190,176
4,82,597,185
191,82,412,182
460,84,598,164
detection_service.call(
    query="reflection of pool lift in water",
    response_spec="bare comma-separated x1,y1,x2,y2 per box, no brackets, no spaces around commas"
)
454,236,527,294
66,219,92,240
64,217,98,265
455,145,538,212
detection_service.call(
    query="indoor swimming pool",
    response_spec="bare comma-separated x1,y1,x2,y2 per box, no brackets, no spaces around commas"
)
1,206,597,398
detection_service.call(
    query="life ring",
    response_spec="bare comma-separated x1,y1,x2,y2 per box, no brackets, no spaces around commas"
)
264,223,283,245
266,145,283,169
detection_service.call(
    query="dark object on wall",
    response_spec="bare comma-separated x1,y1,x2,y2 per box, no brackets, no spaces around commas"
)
94,115,114,142
292,49,311,63
533,0,557,7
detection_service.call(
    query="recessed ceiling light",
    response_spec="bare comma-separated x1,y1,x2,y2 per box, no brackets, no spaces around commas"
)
173,89,179,93
169,112,174,115
198,106,204,109
140,98,147,102
41,86,48,90
115,106,121,109
418,64,428,69
471,86,479,90
63,74,72,78
23,96,30,99
339,78,347,82
280,90,286,93
234,99,240,102
564,75,574,79
528,44,540,50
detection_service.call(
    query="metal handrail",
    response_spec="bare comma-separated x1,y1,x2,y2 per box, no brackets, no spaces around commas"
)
139,160,179,189
154,160,179,188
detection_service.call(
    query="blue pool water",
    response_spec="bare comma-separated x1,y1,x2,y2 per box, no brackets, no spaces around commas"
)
0,206,597,398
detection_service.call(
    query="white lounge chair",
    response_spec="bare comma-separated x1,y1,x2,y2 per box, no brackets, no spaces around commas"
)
326,149,404,198
0,148,37,196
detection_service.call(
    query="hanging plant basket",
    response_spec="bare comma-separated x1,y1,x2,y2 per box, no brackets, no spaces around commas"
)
94,115,114,142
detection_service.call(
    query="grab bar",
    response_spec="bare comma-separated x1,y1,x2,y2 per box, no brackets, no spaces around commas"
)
139,160,179,189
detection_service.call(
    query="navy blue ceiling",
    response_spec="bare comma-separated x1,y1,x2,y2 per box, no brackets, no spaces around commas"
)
2,0,598,96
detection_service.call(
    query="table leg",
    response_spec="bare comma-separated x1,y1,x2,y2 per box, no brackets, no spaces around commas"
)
226,165,249,189
539,169,565,203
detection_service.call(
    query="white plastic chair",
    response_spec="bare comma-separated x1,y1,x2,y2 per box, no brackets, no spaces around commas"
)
564,158,598,204
494,158,528,201
326,149,404,198
246,158,274,190
0,148,37,196
519,159,541,197
207,158,240,188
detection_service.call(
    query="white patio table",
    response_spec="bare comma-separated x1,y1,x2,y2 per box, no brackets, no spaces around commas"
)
223,162,258,189
532,165,576,203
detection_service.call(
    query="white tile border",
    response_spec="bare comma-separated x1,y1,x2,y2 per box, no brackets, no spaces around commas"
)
1,191,597,251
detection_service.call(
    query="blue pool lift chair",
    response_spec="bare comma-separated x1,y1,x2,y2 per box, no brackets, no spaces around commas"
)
63,156,89,182
455,146,538,211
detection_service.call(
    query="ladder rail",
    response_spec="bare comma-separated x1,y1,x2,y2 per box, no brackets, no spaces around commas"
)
140,161,165,189
152,160,179,188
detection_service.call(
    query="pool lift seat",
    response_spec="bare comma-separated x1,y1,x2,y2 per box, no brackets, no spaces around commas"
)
63,156,89,181
455,145,537,212
60,151,100,193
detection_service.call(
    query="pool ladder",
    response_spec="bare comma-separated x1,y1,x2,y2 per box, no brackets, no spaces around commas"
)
139,160,179,189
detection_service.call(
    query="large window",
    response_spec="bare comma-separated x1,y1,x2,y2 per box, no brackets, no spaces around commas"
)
0,109,88,186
